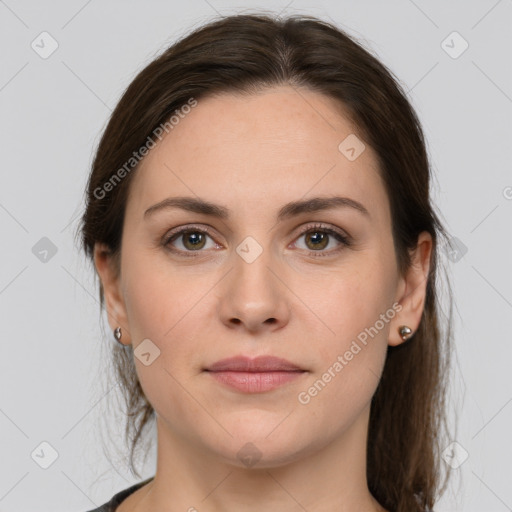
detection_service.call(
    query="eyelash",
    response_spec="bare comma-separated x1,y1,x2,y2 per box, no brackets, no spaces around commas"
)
162,223,351,259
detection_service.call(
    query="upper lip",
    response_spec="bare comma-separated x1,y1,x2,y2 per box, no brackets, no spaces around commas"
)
205,355,304,372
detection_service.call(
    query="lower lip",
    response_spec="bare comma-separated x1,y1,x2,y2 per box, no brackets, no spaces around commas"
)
206,370,305,393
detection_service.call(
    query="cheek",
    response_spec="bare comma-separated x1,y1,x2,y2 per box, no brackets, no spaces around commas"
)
123,274,166,343
121,263,205,429
122,246,199,342
295,254,395,345
296,255,395,397
294,268,393,431
120,251,210,383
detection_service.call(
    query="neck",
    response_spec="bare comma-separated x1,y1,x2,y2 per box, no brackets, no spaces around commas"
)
136,404,385,512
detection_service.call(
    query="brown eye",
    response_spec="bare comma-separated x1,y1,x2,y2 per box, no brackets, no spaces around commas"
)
180,231,207,250
164,227,217,253
304,231,329,250
293,224,351,256
162,223,350,258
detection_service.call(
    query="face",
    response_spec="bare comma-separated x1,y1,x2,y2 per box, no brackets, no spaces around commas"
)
99,85,422,468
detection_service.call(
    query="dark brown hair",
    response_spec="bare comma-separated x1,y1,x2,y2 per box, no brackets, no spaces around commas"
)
77,13,453,512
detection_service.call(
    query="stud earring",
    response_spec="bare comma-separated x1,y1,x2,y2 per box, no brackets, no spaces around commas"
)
398,325,413,341
114,326,123,344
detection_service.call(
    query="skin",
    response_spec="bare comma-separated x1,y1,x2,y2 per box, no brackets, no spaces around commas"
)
94,85,432,512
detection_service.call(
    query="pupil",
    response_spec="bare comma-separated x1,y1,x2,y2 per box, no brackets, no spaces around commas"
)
188,233,202,245
311,233,322,244
308,231,328,250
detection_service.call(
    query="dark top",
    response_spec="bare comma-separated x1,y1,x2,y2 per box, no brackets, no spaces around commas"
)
85,477,154,512
85,477,433,511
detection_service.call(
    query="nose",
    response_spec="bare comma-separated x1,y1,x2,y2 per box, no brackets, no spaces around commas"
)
217,244,291,334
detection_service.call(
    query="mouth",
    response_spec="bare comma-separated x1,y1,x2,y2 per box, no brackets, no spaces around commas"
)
205,355,304,372
204,355,307,393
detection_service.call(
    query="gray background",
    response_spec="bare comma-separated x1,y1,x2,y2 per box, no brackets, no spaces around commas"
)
1,0,511,511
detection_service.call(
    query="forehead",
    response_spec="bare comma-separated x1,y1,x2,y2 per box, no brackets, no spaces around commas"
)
127,85,388,223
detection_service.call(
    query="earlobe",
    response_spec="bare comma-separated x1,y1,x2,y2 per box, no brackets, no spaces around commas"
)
93,243,130,344
389,232,433,347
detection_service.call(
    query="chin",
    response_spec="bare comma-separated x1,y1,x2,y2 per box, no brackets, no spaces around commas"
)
202,423,314,470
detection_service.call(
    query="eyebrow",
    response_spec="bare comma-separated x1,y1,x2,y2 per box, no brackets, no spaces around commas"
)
143,195,370,221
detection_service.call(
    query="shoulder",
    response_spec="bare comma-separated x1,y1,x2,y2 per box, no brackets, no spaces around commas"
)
83,476,155,512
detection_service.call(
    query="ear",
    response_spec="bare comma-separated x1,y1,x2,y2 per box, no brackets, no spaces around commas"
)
93,242,130,345
389,231,432,347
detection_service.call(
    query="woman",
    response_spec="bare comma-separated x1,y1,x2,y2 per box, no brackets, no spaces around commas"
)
79,12,452,512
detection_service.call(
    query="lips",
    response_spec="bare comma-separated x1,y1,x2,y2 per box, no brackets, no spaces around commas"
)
204,356,306,393
205,355,304,372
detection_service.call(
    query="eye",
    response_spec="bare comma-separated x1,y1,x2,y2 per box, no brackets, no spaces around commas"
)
162,223,351,257
292,223,351,256
163,225,219,254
